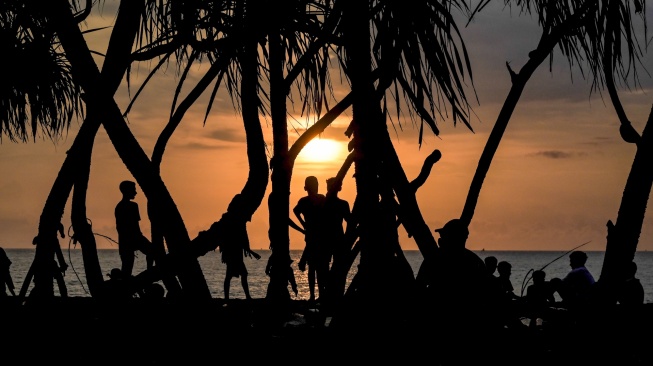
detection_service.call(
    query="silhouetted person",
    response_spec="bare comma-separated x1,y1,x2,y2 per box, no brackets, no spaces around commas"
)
219,194,261,301
616,261,644,306
323,177,351,304
115,180,152,277
484,255,498,278
424,219,487,323
103,267,133,301
294,176,327,302
526,270,556,327
493,260,525,329
497,261,520,302
27,224,69,299
555,250,595,308
0,247,16,298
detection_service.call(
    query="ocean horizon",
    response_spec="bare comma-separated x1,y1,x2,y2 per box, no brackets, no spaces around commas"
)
3,248,652,304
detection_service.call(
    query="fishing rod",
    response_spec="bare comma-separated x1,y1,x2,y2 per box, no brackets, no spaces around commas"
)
519,240,592,297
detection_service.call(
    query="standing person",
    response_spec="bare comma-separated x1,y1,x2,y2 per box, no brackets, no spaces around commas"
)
219,194,261,301
0,247,16,298
323,177,351,304
115,180,152,277
293,176,327,302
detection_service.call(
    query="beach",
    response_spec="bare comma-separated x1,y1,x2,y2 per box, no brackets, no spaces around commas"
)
3,249,653,364
2,295,653,365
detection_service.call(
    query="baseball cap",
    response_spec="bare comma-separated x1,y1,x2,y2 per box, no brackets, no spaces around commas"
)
434,219,469,237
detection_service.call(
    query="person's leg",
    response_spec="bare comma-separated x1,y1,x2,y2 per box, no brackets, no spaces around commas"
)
316,262,329,300
121,252,135,277
308,264,316,301
224,270,231,300
241,273,252,300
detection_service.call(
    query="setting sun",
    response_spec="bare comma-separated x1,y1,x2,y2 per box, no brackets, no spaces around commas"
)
299,138,343,163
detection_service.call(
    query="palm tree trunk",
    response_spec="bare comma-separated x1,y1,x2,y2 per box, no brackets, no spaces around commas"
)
599,105,653,290
266,28,295,301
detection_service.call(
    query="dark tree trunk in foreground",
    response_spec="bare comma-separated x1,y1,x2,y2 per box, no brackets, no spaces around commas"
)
599,105,653,293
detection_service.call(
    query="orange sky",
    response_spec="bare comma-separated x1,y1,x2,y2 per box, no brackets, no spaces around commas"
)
1,2,653,252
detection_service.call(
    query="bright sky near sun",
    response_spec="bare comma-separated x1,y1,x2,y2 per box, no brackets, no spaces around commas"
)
1,2,653,253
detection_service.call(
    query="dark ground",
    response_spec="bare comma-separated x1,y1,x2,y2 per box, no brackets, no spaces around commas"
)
2,297,653,365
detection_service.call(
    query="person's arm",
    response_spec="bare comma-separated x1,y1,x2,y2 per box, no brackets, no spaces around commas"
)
288,218,305,234
241,228,260,260
293,203,306,230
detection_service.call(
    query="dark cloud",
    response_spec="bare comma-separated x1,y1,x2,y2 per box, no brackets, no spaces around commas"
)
206,129,246,143
531,150,574,159
183,142,233,151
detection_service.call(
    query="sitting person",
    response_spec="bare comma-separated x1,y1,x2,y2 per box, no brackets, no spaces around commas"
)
616,261,644,306
525,270,556,327
552,251,596,309
493,261,525,329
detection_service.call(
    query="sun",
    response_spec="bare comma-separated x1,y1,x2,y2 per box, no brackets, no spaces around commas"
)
299,138,343,163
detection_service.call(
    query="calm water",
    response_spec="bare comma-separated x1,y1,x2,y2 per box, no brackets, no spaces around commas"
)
4,249,653,303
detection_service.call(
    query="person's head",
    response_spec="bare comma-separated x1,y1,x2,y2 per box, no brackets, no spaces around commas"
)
484,256,498,275
108,268,122,280
532,270,546,284
119,180,137,199
326,177,341,194
497,261,512,278
569,251,588,269
434,219,469,250
304,176,319,195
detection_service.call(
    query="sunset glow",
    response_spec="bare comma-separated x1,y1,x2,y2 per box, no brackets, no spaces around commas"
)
298,138,343,163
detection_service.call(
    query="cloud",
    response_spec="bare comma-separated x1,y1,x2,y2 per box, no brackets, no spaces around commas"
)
206,128,246,143
530,150,574,159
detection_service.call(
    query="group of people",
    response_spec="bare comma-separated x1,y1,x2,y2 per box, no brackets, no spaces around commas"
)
106,176,351,302
3,180,645,316
418,218,646,332
484,249,645,329
293,175,351,302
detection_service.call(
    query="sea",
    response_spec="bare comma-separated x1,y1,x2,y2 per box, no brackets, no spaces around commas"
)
3,248,653,304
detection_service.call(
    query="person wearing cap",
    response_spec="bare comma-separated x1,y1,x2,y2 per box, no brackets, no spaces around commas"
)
418,219,488,333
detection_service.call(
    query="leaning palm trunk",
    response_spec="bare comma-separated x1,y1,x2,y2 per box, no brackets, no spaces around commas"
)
599,105,653,297
596,0,648,294
46,0,210,298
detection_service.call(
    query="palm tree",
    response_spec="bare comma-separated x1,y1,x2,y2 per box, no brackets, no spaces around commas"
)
457,1,649,298
2,0,83,298
41,0,213,298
